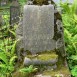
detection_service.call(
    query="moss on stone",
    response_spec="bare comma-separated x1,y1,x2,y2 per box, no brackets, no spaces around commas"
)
27,52,58,61
43,67,71,77
12,71,29,77
37,53,58,61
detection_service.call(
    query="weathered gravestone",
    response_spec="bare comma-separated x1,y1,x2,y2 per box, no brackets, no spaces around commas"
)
23,5,55,53
16,0,71,77
10,0,20,25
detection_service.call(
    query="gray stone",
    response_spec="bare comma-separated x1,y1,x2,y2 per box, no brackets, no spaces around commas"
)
16,18,24,59
23,5,55,54
23,57,58,65
23,57,32,65
47,64,57,70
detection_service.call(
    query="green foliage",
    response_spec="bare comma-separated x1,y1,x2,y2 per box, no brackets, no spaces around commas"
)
0,55,17,77
60,0,77,76
0,52,8,64
0,14,18,77
0,38,18,77
71,66,77,77
19,65,38,74
18,0,27,6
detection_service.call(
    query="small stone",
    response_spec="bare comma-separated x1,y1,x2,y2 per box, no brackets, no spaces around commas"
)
23,57,31,65
47,64,57,70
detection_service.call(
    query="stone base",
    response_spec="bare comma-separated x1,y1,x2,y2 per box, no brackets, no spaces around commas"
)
34,66,71,77
12,66,71,77
23,52,58,66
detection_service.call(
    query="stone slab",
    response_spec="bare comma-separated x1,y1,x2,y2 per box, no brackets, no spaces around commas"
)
23,5,55,54
23,57,58,65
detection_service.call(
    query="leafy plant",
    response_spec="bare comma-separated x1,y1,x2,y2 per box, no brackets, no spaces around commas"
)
71,66,77,77
19,0,27,6
19,65,38,74
60,0,77,77
0,38,18,77
0,14,18,77
0,55,17,77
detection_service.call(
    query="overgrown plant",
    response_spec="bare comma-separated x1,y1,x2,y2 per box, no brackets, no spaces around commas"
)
0,36,18,77
0,15,18,77
19,65,38,74
60,0,77,77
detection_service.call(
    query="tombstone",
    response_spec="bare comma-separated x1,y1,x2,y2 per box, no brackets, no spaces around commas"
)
24,5,55,53
17,0,65,59
10,0,20,25
16,0,71,77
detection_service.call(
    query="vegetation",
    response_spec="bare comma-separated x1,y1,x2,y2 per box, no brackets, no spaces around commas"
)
0,15,18,77
12,65,37,77
60,0,77,77
19,65,38,73
19,0,27,6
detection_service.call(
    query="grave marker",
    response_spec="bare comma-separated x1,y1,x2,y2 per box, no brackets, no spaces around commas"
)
10,0,20,25
23,5,55,54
